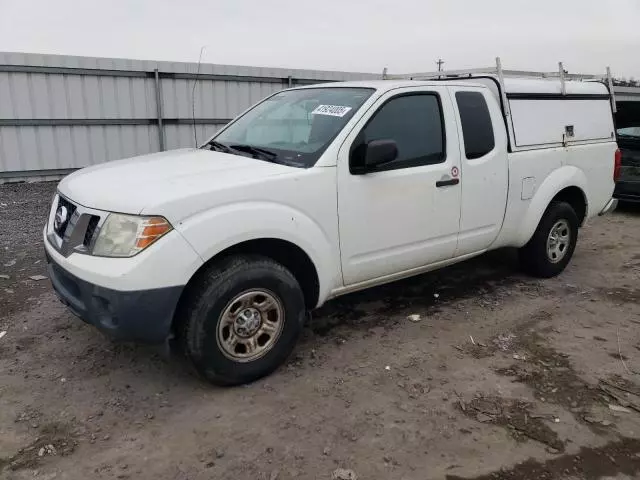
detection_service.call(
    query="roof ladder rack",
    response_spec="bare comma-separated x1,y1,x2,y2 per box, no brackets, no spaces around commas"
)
495,57,510,118
382,57,617,112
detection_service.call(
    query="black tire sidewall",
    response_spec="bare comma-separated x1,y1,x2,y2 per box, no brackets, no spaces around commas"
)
186,258,305,385
523,202,579,277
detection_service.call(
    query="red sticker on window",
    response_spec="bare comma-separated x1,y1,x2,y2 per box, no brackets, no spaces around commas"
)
451,166,459,177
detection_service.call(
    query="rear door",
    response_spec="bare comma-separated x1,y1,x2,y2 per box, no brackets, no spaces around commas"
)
337,86,462,285
450,87,509,254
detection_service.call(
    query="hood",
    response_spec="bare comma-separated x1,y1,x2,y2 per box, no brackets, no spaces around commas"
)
59,149,295,215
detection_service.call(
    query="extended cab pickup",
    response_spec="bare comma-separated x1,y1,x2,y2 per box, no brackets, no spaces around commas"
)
44,74,619,385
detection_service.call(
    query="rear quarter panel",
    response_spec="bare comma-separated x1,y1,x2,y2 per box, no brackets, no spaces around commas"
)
493,148,563,248
494,141,615,249
565,141,616,217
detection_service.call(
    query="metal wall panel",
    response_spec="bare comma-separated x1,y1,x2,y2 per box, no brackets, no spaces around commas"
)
0,52,377,179
0,124,161,171
164,124,224,151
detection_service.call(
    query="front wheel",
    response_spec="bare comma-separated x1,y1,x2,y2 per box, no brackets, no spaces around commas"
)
180,255,305,386
519,201,579,278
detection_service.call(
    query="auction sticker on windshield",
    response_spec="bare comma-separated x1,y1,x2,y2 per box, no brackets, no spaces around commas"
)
311,105,353,117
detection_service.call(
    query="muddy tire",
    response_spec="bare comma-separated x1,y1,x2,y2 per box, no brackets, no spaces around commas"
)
180,255,305,386
519,201,579,278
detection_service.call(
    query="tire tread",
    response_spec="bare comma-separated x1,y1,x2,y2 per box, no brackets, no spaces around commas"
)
519,201,579,278
179,254,303,385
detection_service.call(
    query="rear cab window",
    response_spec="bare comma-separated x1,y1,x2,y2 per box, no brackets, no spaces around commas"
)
455,91,495,159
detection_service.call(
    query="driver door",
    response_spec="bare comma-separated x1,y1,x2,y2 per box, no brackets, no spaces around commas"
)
337,87,462,285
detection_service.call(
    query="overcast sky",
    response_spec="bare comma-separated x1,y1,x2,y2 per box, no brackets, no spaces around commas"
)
1,0,639,78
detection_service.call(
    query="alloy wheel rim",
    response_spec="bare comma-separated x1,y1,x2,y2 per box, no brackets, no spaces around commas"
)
546,219,571,263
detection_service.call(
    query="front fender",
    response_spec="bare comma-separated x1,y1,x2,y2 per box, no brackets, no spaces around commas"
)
514,166,588,246
175,201,340,305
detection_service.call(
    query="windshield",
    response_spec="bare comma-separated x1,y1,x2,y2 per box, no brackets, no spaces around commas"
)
617,126,640,139
205,87,374,167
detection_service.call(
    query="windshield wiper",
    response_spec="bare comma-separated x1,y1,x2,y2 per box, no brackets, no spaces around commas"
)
203,139,233,153
229,144,278,162
203,140,279,163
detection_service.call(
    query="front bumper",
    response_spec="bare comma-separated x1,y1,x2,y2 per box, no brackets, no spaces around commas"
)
598,198,618,215
46,250,183,343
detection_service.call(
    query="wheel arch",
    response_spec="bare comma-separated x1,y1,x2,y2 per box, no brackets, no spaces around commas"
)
515,166,589,247
172,238,321,337
551,186,588,226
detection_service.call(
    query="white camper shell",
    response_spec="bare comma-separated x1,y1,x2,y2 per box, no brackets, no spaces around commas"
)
468,78,613,149
385,58,616,151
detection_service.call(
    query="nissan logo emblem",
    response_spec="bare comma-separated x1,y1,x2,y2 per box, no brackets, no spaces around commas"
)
54,205,68,231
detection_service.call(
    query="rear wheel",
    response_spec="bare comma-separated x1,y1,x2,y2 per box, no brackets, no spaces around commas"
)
180,255,305,386
519,201,579,278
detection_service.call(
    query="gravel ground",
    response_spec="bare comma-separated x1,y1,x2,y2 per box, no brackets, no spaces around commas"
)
1,182,640,480
0,182,57,318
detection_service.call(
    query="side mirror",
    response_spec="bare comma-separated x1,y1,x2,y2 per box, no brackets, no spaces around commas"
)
365,139,398,168
351,139,398,174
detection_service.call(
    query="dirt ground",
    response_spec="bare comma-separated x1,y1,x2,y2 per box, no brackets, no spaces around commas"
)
2,181,640,480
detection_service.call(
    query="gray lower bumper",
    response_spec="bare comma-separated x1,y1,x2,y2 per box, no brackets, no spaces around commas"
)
46,252,183,343
599,198,618,216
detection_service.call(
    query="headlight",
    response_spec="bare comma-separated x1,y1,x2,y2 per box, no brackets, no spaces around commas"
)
92,214,172,257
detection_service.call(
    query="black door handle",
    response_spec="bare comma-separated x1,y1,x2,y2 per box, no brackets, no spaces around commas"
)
436,178,460,188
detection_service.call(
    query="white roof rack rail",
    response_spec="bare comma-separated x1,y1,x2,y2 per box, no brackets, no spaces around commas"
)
382,57,616,113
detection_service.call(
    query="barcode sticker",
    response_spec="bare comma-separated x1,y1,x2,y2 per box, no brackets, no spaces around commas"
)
311,104,353,117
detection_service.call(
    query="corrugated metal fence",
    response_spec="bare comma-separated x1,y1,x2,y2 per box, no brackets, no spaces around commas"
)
0,52,376,181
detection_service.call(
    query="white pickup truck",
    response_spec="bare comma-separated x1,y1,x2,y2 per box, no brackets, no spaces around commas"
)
44,64,619,385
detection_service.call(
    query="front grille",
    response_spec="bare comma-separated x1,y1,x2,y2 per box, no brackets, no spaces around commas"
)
54,196,77,238
49,195,103,257
83,216,100,247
